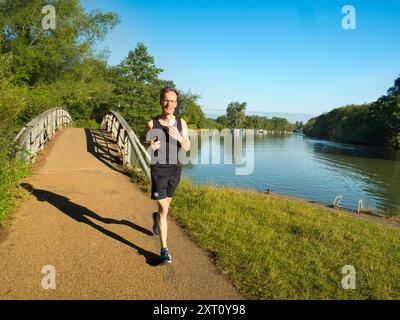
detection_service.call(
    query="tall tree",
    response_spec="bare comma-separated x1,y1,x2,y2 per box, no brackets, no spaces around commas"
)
119,42,163,85
387,75,400,96
108,43,167,132
0,0,119,86
0,0,120,127
176,91,206,128
226,101,246,128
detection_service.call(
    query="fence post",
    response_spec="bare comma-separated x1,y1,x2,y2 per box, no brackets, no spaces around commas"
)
357,200,363,214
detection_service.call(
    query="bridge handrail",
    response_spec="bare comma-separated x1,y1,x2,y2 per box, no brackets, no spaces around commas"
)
13,108,73,162
100,111,151,178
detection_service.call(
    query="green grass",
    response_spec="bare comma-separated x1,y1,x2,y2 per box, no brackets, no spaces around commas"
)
73,119,100,129
171,179,400,299
0,153,30,224
128,167,151,194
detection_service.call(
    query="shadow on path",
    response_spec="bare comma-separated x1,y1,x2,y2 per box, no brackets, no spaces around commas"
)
21,183,162,267
85,128,130,177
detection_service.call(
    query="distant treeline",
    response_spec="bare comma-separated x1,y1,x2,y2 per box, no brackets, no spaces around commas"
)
214,101,294,132
303,77,400,149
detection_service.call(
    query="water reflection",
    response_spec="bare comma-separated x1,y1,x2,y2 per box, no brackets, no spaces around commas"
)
307,139,400,215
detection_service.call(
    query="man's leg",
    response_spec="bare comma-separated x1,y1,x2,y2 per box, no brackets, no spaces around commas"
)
157,198,170,249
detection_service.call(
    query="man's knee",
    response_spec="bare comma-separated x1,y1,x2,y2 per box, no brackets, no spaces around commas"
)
158,199,169,216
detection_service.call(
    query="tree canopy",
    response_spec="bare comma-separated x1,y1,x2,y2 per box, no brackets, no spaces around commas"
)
303,75,400,149
226,101,247,128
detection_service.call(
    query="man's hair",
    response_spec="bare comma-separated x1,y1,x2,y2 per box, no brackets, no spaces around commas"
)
160,86,179,104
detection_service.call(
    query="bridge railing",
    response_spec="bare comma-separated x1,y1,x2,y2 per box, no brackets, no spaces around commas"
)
100,111,151,178
13,108,73,162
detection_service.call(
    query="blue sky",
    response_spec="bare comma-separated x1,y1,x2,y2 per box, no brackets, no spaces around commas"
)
83,0,400,117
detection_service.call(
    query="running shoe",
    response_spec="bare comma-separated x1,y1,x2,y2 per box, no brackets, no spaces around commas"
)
161,247,172,264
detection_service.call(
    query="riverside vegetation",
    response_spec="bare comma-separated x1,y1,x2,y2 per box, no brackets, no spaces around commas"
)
303,77,400,149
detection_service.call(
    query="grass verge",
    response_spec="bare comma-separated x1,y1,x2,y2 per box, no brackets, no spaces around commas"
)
128,167,151,194
170,178,400,299
0,154,30,225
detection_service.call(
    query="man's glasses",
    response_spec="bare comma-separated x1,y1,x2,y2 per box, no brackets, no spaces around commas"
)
163,99,177,104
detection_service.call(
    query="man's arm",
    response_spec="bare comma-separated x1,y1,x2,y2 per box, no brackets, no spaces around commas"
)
141,120,153,148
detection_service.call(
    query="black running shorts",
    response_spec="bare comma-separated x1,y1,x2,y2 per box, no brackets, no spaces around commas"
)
150,165,182,200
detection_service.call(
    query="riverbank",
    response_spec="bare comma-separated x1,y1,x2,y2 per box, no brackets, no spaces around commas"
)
261,189,400,228
165,178,400,299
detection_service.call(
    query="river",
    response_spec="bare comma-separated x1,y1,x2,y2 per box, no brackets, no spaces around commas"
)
181,132,400,216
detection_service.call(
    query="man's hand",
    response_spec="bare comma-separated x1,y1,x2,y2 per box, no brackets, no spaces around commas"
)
168,126,184,143
150,137,161,150
168,119,191,151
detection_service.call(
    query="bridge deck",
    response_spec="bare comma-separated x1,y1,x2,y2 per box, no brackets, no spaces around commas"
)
0,127,241,299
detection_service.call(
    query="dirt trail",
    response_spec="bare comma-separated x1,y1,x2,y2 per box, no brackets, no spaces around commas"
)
0,127,242,299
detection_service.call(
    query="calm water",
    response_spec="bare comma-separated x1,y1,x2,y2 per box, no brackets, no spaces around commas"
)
182,133,400,216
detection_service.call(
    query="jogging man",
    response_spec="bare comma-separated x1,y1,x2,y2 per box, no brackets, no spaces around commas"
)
143,87,190,264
